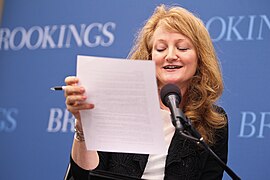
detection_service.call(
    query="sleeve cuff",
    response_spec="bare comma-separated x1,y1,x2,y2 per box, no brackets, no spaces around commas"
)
70,155,90,180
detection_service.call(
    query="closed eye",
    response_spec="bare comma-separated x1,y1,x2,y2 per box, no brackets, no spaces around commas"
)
177,47,189,51
156,48,165,52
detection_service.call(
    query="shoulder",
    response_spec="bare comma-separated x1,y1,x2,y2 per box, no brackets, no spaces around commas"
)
213,105,227,117
211,105,228,149
211,105,228,156
213,105,228,130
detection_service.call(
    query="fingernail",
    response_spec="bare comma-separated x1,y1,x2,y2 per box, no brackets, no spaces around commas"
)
89,104,94,108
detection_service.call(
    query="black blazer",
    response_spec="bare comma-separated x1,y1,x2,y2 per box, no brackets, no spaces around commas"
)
66,107,228,180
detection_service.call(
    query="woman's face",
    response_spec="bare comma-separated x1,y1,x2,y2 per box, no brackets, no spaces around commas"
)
151,26,198,93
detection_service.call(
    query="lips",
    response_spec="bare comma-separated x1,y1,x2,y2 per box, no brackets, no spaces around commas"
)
163,65,182,69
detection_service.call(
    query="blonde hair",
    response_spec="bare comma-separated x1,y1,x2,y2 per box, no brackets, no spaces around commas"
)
128,4,227,144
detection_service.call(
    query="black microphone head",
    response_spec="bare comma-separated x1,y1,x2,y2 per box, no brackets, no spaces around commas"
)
160,84,182,107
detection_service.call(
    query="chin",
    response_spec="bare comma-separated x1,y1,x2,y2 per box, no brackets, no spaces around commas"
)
160,79,181,86
166,78,182,84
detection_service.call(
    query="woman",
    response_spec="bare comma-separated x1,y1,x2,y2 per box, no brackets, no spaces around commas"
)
64,4,228,180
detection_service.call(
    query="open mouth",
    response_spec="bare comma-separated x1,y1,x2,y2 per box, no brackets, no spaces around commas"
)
163,65,182,69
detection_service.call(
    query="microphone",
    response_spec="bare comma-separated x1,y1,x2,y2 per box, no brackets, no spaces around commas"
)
160,84,186,131
160,84,202,137
160,84,241,180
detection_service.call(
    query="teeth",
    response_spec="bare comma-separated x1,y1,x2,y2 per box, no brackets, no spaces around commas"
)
164,65,181,69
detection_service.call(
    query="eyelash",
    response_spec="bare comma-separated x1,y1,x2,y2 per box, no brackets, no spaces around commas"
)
178,47,189,51
156,47,189,52
157,49,165,52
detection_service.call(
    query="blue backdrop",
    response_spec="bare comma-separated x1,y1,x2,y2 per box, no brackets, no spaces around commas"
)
1,0,269,179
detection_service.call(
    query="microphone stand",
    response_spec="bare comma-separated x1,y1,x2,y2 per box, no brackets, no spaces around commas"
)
171,110,241,180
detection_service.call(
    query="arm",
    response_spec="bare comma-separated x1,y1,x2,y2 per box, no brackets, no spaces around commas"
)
200,124,228,180
200,108,229,180
71,120,99,170
64,76,99,179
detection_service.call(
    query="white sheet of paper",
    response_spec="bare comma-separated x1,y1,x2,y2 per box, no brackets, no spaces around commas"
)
76,55,166,154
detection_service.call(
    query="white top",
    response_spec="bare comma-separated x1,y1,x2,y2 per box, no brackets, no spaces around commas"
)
141,109,175,180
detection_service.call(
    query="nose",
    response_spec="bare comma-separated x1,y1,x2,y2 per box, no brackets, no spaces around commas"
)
165,47,178,62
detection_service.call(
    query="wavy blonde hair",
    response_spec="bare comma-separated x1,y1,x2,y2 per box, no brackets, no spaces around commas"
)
128,4,227,144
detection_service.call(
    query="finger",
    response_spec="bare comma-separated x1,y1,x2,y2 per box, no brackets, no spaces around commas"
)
67,103,94,111
66,95,87,106
65,76,79,86
64,86,85,97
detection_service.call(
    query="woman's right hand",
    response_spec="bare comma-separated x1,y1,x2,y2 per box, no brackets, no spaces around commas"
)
64,76,95,122
65,76,99,170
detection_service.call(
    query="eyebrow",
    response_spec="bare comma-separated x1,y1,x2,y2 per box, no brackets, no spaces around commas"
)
154,38,187,43
153,39,193,49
